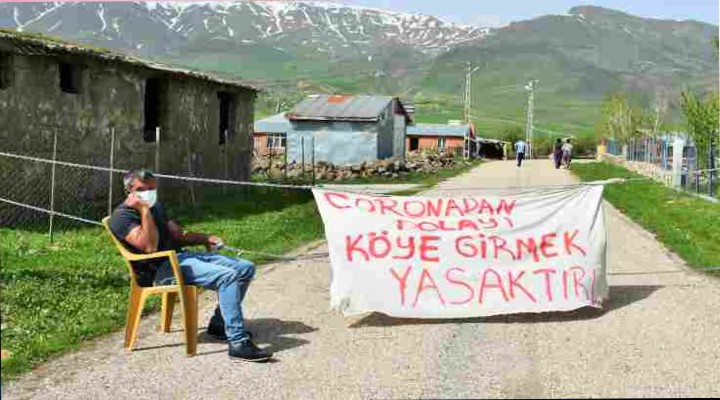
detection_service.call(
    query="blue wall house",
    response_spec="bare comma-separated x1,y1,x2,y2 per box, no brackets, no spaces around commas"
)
285,94,412,165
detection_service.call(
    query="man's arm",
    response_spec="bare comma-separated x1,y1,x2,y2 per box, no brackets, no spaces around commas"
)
167,220,216,249
124,206,159,253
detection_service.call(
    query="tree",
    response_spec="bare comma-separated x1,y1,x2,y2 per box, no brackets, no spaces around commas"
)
601,92,643,143
650,89,669,136
681,91,719,170
500,125,524,144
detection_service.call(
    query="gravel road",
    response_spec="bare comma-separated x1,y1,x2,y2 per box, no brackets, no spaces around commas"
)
3,159,718,399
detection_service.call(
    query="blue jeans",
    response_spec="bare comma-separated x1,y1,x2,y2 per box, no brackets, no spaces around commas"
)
154,252,255,342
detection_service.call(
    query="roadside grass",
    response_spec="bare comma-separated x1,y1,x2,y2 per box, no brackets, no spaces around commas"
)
0,187,323,381
0,160,480,381
571,162,720,273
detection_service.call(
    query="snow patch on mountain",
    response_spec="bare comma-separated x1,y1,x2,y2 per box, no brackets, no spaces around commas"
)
4,1,491,59
97,3,107,32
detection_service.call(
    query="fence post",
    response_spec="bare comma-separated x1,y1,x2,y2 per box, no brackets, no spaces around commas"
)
284,140,288,181
268,144,274,181
107,126,115,216
185,138,196,205
671,135,685,188
49,128,58,242
154,127,161,174
301,136,305,182
311,136,315,187
223,129,228,195
708,140,716,198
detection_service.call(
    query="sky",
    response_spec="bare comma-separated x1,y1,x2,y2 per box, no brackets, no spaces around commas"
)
5,0,719,27
341,0,719,27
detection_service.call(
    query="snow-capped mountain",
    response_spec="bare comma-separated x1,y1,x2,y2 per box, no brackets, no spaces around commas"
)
1,1,490,58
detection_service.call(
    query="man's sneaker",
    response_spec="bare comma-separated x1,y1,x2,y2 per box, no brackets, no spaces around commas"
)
228,339,272,362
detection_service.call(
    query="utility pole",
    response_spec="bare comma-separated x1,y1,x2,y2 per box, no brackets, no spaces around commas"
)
463,64,480,160
524,79,538,160
463,64,480,124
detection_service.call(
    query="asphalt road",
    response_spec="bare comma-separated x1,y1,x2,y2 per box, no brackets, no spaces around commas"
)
4,160,719,399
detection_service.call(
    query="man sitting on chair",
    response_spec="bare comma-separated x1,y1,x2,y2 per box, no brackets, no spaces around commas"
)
108,169,272,362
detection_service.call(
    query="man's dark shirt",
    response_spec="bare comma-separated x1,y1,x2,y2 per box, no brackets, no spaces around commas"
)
109,202,180,286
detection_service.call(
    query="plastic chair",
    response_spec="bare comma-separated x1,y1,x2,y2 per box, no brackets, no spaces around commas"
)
101,217,198,356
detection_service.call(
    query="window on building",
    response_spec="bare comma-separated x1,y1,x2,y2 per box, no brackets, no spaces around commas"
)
143,78,163,142
0,53,11,90
438,137,447,149
59,62,80,93
218,92,235,145
266,135,286,149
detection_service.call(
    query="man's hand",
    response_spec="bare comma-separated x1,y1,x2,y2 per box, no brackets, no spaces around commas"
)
123,195,158,253
124,193,149,211
206,235,223,252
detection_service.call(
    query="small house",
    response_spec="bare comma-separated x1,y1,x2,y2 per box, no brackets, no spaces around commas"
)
406,123,475,156
253,112,290,156
285,94,412,165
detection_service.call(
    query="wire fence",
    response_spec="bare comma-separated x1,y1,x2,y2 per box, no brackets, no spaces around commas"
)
605,136,718,199
4,122,716,245
1,122,481,238
0,124,317,237
0,125,116,234
251,135,319,184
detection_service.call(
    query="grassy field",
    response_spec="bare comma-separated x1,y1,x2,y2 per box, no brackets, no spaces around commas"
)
0,160,480,381
0,187,323,381
571,162,720,272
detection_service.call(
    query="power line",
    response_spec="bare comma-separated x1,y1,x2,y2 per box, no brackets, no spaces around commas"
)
469,114,570,136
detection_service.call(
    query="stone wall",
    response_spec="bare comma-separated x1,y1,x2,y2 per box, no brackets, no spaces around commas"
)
253,152,464,182
599,153,672,183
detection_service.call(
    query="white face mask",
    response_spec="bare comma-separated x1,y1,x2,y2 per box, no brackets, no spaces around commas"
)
136,190,157,208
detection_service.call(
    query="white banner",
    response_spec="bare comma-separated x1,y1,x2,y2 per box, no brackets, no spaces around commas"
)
312,185,608,318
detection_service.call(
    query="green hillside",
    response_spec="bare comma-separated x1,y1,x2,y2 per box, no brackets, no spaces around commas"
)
420,6,718,138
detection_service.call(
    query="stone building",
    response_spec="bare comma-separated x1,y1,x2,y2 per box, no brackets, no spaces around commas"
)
0,29,257,224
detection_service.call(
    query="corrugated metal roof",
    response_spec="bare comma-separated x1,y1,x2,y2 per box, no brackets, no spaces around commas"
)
287,94,395,121
0,29,258,91
407,124,471,138
254,113,291,134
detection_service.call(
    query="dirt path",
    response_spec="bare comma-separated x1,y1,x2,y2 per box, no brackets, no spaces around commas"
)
4,160,719,399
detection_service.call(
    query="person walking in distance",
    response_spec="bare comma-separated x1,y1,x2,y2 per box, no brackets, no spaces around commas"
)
514,139,527,167
553,138,563,169
561,138,574,169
